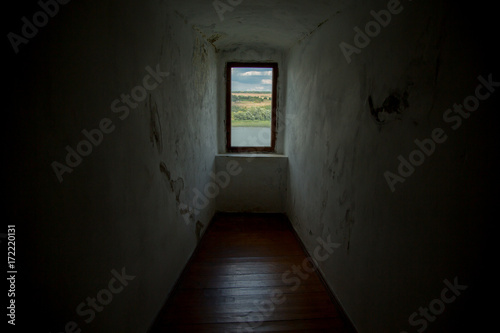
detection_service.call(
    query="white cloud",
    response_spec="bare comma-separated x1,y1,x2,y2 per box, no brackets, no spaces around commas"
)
241,71,273,76
261,79,272,84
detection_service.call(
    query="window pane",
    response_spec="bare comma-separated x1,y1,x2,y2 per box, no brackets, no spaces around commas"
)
231,67,273,147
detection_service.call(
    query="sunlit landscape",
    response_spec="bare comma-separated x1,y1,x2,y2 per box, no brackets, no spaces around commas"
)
230,66,274,147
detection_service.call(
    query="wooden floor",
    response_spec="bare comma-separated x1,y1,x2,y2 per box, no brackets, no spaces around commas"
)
149,213,356,332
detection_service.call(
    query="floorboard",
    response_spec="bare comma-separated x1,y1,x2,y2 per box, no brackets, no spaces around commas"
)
149,213,356,332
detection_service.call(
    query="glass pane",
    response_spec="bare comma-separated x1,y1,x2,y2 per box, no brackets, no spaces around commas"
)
231,67,272,147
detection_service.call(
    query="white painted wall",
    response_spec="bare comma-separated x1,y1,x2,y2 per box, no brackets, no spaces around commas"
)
9,1,218,332
215,154,288,213
283,0,497,332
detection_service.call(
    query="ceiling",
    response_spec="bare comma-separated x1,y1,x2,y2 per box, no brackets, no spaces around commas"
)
170,0,347,51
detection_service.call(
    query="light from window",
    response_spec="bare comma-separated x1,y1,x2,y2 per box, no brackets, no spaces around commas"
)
226,63,277,152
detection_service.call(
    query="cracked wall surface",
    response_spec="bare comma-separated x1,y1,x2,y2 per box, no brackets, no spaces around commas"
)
284,0,497,331
10,1,218,332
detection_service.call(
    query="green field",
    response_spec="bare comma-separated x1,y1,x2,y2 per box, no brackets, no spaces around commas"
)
231,92,272,127
232,120,271,127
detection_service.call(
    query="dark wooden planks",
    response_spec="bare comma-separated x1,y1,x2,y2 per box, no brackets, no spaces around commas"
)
149,213,356,333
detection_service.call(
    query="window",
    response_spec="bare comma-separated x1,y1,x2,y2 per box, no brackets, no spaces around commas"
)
226,62,278,152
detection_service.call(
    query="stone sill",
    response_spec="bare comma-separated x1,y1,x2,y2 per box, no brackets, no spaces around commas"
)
216,153,287,159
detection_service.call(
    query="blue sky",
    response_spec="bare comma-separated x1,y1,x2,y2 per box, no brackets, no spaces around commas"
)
231,67,273,92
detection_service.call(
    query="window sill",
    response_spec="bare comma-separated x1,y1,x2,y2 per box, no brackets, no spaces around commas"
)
216,153,287,158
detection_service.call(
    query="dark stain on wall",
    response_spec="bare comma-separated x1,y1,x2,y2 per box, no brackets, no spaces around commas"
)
207,33,222,45
368,90,409,124
159,161,184,202
341,207,355,253
195,220,204,242
179,205,196,225
148,95,163,154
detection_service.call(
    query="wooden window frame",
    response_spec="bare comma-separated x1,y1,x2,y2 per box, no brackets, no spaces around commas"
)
226,62,278,153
